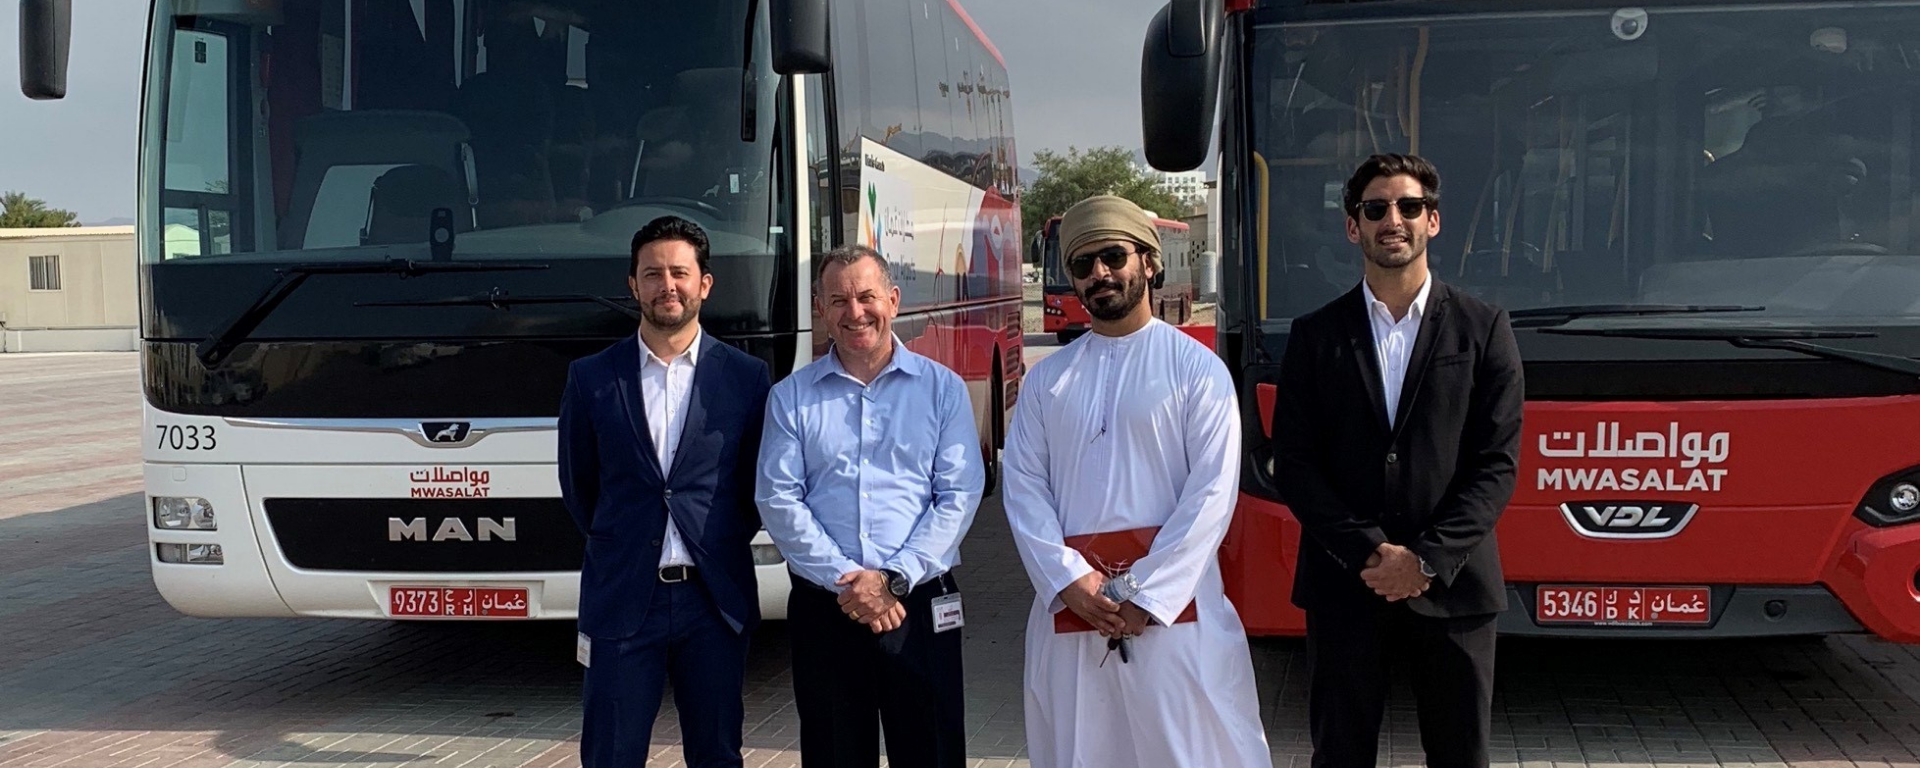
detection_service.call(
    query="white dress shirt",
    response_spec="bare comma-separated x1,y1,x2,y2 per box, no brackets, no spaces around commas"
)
1361,277,1431,429
640,329,701,568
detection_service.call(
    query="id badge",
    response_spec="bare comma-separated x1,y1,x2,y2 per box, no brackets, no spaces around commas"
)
577,632,591,668
931,593,964,633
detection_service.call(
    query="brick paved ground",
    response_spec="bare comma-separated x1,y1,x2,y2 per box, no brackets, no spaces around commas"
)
7,352,1920,767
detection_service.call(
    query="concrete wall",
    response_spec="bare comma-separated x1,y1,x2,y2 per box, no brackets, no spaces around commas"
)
0,227,138,352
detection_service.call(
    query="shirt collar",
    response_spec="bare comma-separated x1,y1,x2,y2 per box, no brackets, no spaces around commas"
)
638,326,703,369
812,334,923,384
1361,276,1432,322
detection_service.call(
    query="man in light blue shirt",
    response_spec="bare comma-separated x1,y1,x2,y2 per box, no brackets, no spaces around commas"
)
756,243,983,768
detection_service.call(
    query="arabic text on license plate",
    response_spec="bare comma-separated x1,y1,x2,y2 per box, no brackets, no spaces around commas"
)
1535,586,1710,626
389,587,529,618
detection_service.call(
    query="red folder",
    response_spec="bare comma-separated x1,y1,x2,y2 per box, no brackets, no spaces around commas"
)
1053,526,1198,633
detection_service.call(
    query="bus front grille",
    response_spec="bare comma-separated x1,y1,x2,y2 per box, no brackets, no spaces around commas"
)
263,498,583,572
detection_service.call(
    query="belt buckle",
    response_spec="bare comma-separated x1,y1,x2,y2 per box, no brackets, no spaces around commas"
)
659,565,691,583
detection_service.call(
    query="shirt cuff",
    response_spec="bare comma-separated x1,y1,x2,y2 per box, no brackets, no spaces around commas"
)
883,558,926,591
1044,560,1095,616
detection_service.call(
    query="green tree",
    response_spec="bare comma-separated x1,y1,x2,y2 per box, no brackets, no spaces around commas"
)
1019,146,1185,243
0,192,80,228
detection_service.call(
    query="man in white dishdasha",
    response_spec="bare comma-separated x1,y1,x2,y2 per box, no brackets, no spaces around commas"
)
1003,194,1272,768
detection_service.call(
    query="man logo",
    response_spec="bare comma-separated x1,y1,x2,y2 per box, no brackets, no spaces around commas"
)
389,517,517,542
1559,502,1699,539
422,422,471,444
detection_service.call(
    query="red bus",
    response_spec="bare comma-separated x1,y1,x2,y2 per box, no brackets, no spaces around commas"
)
1143,0,1920,640
1038,214,1198,343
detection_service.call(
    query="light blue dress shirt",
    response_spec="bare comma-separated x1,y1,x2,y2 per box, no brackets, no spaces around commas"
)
755,337,985,593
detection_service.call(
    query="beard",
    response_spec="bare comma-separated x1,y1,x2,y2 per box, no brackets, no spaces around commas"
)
1362,226,1428,270
640,293,701,331
1078,274,1148,322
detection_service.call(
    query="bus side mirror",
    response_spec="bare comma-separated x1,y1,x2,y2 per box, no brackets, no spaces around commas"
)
1141,0,1221,172
19,0,72,100
769,0,831,75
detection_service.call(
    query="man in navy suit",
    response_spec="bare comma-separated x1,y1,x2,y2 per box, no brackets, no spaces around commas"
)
558,215,774,768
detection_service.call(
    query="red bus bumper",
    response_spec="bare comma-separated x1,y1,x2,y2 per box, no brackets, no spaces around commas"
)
1219,493,1920,642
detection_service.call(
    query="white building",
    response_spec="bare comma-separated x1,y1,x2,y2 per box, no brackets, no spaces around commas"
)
1140,167,1211,212
0,226,138,352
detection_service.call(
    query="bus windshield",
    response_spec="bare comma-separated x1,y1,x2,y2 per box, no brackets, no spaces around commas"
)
1039,219,1071,292
145,0,787,338
1248,4,1920,329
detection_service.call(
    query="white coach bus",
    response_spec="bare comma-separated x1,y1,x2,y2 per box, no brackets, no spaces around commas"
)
18,0,1024,621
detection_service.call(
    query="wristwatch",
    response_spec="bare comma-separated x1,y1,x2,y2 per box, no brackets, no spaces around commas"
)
881,569,910,597
1417,557,1436,579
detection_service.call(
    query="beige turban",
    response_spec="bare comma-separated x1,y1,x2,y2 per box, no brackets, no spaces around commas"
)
1058,195,1163,272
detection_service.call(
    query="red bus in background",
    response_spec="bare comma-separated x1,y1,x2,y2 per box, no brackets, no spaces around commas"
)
1143,0,1920,642
1038,214,1198,343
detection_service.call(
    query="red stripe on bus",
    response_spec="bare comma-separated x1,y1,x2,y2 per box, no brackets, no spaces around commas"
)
945,0,1007,69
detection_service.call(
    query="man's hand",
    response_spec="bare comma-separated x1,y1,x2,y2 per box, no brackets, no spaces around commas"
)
1058,571,1126,637
1361,543,1430,601
1117,602,1153,638
836,570,900,626
864,601,906,634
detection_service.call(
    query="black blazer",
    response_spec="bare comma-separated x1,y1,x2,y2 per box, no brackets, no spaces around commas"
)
1271,280,1524,618
558,332,772,639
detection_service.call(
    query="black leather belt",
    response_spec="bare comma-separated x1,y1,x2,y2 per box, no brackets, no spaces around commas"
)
659,564,696,583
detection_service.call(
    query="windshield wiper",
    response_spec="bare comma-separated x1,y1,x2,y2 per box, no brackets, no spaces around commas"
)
1509,304,1765,328
197,259,549,367
357,287,640,320
1537,326,1920,377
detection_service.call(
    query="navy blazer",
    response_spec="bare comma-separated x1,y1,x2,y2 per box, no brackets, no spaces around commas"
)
558,331,773,639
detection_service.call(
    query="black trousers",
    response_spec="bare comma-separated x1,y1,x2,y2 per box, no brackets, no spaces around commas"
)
788,571,965,768
1305,604,1497,768
580,577,749,768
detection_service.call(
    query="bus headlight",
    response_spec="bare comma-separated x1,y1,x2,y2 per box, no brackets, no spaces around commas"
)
153,497,217,530
157,543,223,565
752,542,786,566
1855,469,1920,526
1893,483,1920,514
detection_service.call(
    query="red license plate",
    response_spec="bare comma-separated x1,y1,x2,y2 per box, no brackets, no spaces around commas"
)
1535,586,1710,626
389,587,529,618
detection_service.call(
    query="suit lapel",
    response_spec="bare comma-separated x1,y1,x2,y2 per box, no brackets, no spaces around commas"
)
1341,286,1391,435
613,334,666,481
1391,280,1451,440
666,334,722,486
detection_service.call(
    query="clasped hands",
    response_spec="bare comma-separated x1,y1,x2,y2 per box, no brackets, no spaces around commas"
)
836,570,906,634
1058,571,1152,639
1363,543,1430,602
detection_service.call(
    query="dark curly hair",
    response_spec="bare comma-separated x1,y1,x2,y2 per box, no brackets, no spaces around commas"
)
629,216,712,276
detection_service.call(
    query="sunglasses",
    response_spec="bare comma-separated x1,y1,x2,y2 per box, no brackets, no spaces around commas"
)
1354,197,1435,222
1067,246,1137,280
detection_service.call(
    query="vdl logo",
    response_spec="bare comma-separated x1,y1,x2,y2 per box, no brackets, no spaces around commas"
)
1559,501,1699,539
421,422,471,445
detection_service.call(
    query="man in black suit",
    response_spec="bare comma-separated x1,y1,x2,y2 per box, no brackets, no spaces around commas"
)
1271,154,1524,768
558,216,774,767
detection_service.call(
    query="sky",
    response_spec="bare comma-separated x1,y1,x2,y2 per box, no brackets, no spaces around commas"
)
0,0,1184,224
